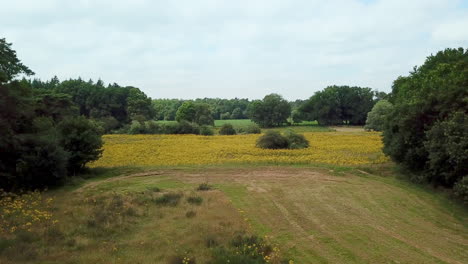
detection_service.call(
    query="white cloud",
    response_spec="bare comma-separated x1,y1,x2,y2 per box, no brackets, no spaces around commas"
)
1,0,467,99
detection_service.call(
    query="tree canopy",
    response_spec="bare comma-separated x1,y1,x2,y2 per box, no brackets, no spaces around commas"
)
383,47,468,188
248,94,291,128
299,85,377,126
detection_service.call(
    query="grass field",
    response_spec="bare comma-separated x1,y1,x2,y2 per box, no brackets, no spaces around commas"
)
1,131,467,264
1,166,466,263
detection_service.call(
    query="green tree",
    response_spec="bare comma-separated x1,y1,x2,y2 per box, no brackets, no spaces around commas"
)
364,100,393,131
383,48,468,187
176,101,214,125
57,116,104,173
248,94,291,127
0,38,34,84
127,87,154,121
300,86,375,125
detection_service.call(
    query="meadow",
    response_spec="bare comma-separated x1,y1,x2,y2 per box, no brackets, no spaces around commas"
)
1,128,467,264
91,131,388,168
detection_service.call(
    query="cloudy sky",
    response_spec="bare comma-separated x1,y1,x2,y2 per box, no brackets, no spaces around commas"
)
2,0,468,100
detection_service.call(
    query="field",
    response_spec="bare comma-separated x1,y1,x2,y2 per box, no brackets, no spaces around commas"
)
91,131,388,167
1,130,467,264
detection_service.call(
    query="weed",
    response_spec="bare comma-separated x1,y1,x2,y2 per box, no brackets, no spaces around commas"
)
197,183,213,191
185,210,197,218
147,186,161,192
187,196,203,205
154,193,183,206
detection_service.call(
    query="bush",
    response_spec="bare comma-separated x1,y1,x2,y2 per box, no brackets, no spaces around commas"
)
364,100,393,131
219,123,236,135
128,120,145,134
154,193,183,206
244,123,261,134
423,112,468,186
144,120,161,134
177,120,200,134
15,136,69,188
284,130,309,149
454,177,468,204
187,196,203,205
256,131,289,149
200,125,214,136
57,116,103,173
197,183,213,191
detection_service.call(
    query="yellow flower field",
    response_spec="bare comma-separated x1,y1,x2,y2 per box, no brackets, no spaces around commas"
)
91,132,388,167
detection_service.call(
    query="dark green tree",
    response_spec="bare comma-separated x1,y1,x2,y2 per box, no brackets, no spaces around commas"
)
0,38,34,84
364,100,393,131
57,116,104,173
383,47,468,187
300,86,375,125
176,101,214,125
248,94,291,127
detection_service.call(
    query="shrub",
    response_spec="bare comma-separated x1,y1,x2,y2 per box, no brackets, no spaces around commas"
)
197,183,213,191
210,234,280,264
128,120,145,134
256,131,289,149
283,130,309,149
219,123,237,135
177,120,200,135
147,186,161,192
15,135,69,188
187,196,203,205
454,176,468,204
154,193,183,206
244,124,261,134
200,125,214,136
57,116,103,173
364,100,393,131
144,120,161,134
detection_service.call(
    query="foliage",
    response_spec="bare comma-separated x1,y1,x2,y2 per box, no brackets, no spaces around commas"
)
219,123,237,135
176,101,214,126
154,193,183,206
423,112,467,187
0,191,57,237
57,116,103,173
153,98,251,121
383,48,468,188
126,87,155,121
364,100,393,131
200,125,215,136
197,183,213,191
187,196,203,205
91,132,388,167
453,176,468,204
256,131,289,149
300,85,376,125
238,123,261,134
30,77,155,130
0,38,34,84
210,234,282,264
248,94,291,127
283,130,309,149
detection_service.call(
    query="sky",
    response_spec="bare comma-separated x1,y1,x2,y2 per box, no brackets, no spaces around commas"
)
1,0,468,100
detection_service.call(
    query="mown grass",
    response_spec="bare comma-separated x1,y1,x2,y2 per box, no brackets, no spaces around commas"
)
1,165,467,263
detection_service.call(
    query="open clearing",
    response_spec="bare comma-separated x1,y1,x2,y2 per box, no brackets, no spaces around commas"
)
4,166,466,264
